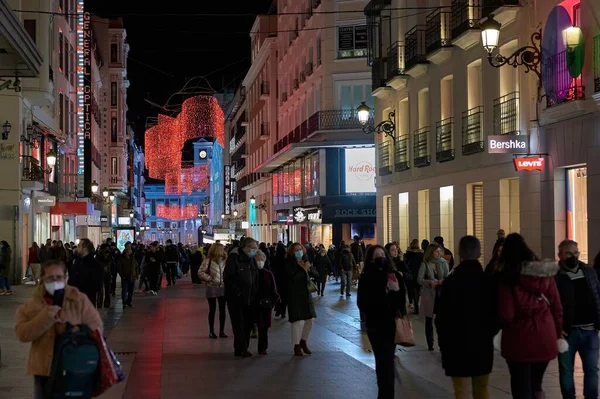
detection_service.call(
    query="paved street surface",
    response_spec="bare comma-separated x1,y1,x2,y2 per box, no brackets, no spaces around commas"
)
0,277,587,398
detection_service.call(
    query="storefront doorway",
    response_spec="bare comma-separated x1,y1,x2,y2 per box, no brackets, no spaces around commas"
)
566,166,588,262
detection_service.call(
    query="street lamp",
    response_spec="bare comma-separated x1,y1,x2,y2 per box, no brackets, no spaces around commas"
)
563,26,582,51
250,195,256,205
91,180,99,194
221,213,225,219
356,102,396,141
46,149,57,169
233,210,238,217
2,120,11,140
129,210,135,218
480,14,542,80
109,193,115,201
102,187,109,199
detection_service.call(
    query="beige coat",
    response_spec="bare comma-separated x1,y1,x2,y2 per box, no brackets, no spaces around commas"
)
15,285,103,376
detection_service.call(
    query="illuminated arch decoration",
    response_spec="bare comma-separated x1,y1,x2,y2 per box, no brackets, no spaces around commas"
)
156,204,199,221
145,95,224,192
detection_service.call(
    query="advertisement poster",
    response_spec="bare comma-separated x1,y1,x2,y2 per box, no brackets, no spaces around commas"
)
115,229,134,252
345,148,376,193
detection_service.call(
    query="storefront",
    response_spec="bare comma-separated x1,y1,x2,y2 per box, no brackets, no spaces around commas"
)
321,196,377,247
50,201,98,245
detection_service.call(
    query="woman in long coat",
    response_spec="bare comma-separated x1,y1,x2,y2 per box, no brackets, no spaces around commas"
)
285,242,318,356
0,241,13,295
255,251,280,355
417,242,449,351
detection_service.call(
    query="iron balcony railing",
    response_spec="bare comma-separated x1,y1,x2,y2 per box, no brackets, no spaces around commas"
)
451,0,481,39
426,8,452,55
21,156,44,182
365,0,392,15
481,0,520,20
594,35,600,93
413,127,431,168
378,142,392,176
543,50,585,107
386,42,405,79
462,106,485,155
493,92,519,135
405,25,428,71
436,117,455,163
372,58,387,89
273,109,374,154
395,136,410,172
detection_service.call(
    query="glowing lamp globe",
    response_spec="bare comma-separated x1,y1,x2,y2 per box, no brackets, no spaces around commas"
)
357,102,371,126
563,26,582,51
46,150,57,168
481,15,501,55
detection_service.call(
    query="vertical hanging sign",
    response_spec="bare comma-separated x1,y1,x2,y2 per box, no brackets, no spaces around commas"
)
224,165,231,215
82,10,92,198
76,1,89,197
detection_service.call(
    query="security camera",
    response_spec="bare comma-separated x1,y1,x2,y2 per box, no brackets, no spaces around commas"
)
0,80,12,91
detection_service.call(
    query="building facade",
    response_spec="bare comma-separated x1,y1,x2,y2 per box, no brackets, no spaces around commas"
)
367,0,600,262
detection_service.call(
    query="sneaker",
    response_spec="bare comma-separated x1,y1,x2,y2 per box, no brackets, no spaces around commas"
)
4,290,12,296
346,293,351,297
0,289,6,296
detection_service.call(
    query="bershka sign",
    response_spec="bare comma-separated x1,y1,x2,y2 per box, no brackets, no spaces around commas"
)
513,157,545,171
487,135,529,154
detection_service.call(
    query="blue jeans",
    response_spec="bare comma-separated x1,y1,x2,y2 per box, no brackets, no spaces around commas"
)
341,270,352,295
0,277,11,290
559,328,599,399
121,278,135,307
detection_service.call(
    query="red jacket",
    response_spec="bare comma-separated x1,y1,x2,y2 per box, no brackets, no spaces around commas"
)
28,247,39,264
498,260,563,363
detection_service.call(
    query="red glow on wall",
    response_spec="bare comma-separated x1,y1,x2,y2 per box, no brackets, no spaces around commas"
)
156,204,199,221
144,95,225,191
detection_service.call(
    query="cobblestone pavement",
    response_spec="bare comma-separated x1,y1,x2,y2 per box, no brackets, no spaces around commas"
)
0,277,587,398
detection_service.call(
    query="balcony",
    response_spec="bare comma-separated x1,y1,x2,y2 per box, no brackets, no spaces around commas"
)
462,106,485,155
378,142,392,176
481,0,519,26
306,62,313,77
543,50,585,108
293,79,299,90
282,92,288,104
426,8,453,64
413,127,431,168
493,92,519,135
21,156,44,191
394,136,410,172
260,123,270,141
386,42,408,90
451,0,481,50
371,58,392,98
260,81,270,99
436,117,455,163
404,25,429,78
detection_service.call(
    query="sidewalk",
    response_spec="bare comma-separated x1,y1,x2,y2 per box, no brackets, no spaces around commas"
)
0,278,586,398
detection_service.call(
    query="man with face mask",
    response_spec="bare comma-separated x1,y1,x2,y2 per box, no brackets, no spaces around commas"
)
555,239,600,399
223,237,260,357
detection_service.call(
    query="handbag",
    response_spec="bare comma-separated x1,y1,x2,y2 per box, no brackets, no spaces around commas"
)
394,315,416,347
307,278,318,294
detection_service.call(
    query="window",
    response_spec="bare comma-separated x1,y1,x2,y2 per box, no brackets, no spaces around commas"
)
566,167,588,262
110,44,118,63
337,25,368,59
64,39,69,78
111,82,117,106
111,157,118,176
467,183,484,263
70,100,75,135
58,31,64,71
316,36,322,65
24,20,36,43
69,44,75,86
338,83,373,112
111,118,117,142
59,93,64,132
499,177,520,235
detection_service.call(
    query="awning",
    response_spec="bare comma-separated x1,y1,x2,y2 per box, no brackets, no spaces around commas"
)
50,201,95,216
254,139,375,174
0,0,43,77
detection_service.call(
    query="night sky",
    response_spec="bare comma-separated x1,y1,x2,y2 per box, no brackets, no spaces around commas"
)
84,0,274,142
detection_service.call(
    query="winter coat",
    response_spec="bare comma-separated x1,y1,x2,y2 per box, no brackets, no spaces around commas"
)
337,250,356,272
417,260,450,318
15,286,103,376
404,249,424,284
199,259,226,288
391,257,413,284
555,261,600,333
313,253,331,280
498,260,563,363
117,255,139,280
351,242,364,264
257,268,280,329
68,254,103,305
0,247,11,278
28,247,40,264
285,256,317,323
164,244,179,263
357,259,406,330
436,260,498,377
223,247,259,307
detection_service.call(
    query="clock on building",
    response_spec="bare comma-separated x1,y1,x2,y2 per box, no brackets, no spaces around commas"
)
199,150,207,159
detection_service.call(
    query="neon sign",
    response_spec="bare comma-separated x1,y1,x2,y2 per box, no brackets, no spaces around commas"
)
513,157,545,172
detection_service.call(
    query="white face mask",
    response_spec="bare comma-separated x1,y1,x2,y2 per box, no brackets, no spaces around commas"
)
44,281,65,296
257,260,265,270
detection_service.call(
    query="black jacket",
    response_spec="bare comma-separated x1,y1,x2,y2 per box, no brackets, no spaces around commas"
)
68,254,103,306
436,260,498,377
357,259,406,330
164,244,179,263
223,247,259,307
392,257,413,284
404,250,424,282
555,262,600,333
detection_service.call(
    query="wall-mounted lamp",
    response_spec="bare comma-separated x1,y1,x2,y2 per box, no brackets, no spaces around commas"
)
563,26,582,51
357,102,396,141
2,120,11,140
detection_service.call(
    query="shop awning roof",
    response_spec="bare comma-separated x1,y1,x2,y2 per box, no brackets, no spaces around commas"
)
50,201,95,216
254,138,374,174
0,0,43,77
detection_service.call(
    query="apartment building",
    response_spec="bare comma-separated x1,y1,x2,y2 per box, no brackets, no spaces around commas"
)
249,0,377,246
368,0,600,262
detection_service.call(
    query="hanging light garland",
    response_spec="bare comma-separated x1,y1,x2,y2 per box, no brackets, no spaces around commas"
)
156,204,199,221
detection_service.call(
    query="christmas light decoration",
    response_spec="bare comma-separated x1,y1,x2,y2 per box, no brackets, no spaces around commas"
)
156,204,199,221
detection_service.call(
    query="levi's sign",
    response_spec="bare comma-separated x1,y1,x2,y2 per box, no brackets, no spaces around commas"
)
513,157,545,172
487,135,529,154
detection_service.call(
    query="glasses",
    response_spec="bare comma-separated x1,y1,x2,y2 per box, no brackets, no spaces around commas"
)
43,275,66,283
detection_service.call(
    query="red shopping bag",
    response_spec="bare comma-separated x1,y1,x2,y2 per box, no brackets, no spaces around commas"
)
90,330,119,397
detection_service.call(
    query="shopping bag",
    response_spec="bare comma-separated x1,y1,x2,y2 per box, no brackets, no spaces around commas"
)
90,330,123,397
394,316,415,347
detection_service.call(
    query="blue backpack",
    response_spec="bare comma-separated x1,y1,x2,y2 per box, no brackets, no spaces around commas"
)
46,324,100,399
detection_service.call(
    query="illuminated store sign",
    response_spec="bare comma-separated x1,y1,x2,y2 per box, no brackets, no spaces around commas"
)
292,207,307,224
224,165,231,215
514,157,545,172
488,135,529,154
345,148,376,193
76,2,91,197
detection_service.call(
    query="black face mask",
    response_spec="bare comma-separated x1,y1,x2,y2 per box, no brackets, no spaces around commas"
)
564,256,579,269
373,257,389,269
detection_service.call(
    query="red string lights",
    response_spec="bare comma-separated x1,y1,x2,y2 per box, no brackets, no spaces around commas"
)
156,204,199,221
144,95,224,184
